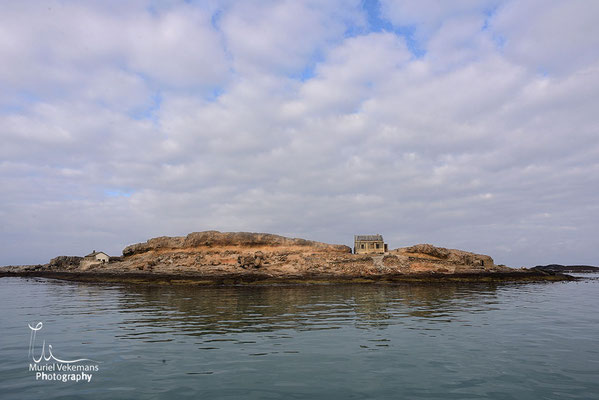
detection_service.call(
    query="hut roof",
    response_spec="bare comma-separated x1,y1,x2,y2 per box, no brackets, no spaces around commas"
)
84,250,108,258
354,234,383,241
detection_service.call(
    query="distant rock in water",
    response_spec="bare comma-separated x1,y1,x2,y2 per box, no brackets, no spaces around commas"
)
532,264,599,273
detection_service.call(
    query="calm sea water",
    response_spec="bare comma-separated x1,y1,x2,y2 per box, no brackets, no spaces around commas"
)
1,276,598,399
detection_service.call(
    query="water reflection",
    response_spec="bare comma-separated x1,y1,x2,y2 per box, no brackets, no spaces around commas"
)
3,277,598,400
110,283,503,339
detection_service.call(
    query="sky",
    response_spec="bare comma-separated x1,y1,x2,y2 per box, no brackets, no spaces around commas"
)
1,0,598,267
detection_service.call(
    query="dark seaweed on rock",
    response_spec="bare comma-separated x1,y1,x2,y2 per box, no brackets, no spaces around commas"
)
532,264,599,273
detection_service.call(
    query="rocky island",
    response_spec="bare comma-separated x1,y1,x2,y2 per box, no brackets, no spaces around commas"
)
0,231,573,284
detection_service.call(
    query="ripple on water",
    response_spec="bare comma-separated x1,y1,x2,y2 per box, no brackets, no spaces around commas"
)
1,278,599,399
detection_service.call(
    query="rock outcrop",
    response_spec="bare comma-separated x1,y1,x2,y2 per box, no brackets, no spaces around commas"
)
74,231,512,279
48,256,83,270
390,244,499,273
110,231,361,278
122,231,350,257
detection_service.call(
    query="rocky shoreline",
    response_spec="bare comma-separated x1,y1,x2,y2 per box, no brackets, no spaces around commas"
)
0,269,574,285
0,231,575,285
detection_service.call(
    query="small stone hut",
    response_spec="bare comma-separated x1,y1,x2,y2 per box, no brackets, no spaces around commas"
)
354,235,387,254
80,250,109,269
84,250,109,263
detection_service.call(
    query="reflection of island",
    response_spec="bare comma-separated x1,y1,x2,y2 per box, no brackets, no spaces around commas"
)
112,283,503,338
532,264,599,273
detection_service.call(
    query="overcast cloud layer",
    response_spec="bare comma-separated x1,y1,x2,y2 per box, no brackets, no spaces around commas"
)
1,0,598,267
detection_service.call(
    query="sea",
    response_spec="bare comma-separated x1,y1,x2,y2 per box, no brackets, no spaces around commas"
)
1,275,598,399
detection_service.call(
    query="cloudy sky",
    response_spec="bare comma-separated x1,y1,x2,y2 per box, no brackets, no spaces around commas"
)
1,0,598,267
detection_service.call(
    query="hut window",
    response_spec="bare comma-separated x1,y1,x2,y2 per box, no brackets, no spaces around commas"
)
376,243,380,249
361,244,364,249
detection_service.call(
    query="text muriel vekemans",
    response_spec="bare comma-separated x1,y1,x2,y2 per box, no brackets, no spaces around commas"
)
29,363,97,383
27,322,100,383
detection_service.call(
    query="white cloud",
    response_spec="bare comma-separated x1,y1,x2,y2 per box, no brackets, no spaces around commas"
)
287,32,411,116
125,5,229,87
0,0,228,99
489,0,599,74
380,0,499,40
425,14,495,69
220,0,363,74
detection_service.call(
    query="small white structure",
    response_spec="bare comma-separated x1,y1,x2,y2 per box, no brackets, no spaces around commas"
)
85,250,109,263
80,250,110,269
